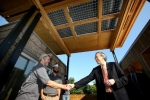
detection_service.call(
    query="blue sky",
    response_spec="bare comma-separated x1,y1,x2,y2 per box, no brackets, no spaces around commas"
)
0,1,150,84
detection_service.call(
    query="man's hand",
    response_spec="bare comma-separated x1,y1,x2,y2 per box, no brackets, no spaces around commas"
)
108,79,115,85
64,84,72,90
41,95,45,100
105,79,115,86
63,84,75,91
68,84,75,89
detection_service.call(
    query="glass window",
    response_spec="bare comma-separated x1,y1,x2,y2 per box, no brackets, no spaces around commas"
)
0,53,37,100
14,56,28,70
24,61,35,76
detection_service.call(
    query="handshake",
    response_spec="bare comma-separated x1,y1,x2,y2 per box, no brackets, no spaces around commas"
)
64,84,75,91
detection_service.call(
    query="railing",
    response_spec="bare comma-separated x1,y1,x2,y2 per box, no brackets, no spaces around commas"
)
70,94,97,100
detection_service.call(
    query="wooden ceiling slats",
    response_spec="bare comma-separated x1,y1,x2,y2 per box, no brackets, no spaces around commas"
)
0,0,146,55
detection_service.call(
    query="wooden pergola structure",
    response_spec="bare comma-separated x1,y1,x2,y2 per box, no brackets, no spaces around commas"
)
0,0,146,56
0,0,146,90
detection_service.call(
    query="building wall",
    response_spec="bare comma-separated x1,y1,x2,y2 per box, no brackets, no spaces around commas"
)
0,20,68,100
119,20,150,77
0,21,67,79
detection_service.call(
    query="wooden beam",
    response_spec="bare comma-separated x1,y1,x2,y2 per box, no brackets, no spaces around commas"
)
73,18,98,26
110,0,130,51
110,0,146,51
44,0,90,12
98,0,102,47
31,0,70,56
39,18,57,41
117,0,145,46
6,13,25,22
102,13,120,20
1,2,31,17
63,7,80,49
55,18,99,30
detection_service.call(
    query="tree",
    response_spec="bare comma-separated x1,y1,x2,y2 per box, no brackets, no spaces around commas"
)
68,77,97,94
76,88,84,94
68,77,78,94
70,88,77,94
83,84,91,94
68,77,75,84
90,81,97,94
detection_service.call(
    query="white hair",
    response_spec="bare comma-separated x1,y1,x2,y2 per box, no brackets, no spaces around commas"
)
96,52,107,61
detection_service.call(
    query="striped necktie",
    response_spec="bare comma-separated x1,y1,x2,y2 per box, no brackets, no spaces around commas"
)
101,65,112,92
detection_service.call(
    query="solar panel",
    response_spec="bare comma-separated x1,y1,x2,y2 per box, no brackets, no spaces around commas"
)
57,27,73,38
68,0,98,22
75,22,98,35
48,9,68,26
101,18,118,31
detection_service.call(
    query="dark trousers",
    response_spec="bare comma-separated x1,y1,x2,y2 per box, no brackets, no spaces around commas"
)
103,93,116,100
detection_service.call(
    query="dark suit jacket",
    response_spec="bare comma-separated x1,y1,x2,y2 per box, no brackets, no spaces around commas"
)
75,62,129,100
126,72,150,100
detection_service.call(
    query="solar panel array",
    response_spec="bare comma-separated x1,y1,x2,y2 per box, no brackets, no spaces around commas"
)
47,0,123,38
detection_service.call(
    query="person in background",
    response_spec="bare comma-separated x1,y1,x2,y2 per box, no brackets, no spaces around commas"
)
15,54,70,100
40,64,62,100
68,52,129,100
126,65,150,100
62,80,70,100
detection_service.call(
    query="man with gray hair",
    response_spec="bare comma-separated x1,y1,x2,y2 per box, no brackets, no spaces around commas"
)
69,52,129,100
15,53,70,100
40,63,62,100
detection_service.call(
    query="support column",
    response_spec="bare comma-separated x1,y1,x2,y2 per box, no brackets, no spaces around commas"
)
111,50,118,64
66,55,70,80
0,12,41,91
0,6,36,62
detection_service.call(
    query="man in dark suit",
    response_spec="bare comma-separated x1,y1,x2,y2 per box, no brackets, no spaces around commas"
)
126,65,150,100
69,52,129,100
